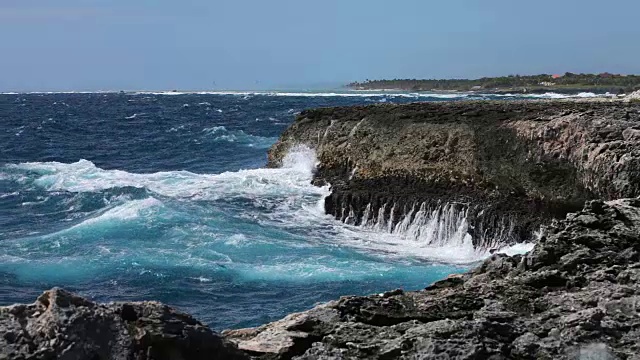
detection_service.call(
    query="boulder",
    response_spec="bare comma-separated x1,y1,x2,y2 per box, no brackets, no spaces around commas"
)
0,288,248,360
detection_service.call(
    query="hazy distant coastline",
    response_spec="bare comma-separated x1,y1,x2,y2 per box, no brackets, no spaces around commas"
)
347,72,640,94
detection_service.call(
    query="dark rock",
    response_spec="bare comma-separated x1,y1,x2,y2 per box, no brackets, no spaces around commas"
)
0,288,248,360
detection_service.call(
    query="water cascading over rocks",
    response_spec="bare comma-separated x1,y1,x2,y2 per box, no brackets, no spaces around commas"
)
334,199,518,251
268,100,640,249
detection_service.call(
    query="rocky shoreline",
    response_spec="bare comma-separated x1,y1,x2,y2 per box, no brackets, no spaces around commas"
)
2,98,640,359
224,198,640,359
268,99,640,248
3,198,640,359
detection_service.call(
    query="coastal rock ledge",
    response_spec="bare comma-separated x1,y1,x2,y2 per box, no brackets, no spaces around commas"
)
268,100,640,248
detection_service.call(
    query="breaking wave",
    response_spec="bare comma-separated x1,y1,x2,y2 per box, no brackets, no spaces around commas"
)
6,151,321,202
126,90,607,100
1,90,608,100
2,145,530,274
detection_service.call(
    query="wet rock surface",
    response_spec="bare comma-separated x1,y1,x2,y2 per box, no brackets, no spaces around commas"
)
268,100,640,246
225,198,640,359
0,288,248,360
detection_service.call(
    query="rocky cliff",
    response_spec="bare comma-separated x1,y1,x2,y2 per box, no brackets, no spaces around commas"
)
224,198,640,359
268,100,640,248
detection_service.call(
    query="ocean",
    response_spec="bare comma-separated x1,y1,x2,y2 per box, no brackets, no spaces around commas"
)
0,91,595,330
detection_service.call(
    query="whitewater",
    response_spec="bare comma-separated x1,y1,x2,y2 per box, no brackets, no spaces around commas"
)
0,91,542,329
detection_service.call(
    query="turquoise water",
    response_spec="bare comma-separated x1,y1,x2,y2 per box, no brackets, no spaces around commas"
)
0,91,564,329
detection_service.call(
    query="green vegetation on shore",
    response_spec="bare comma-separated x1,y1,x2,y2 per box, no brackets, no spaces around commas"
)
348,73,640,94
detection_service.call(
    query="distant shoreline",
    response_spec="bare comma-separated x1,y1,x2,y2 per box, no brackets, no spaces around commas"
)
347,73,640,95
349,86,623,95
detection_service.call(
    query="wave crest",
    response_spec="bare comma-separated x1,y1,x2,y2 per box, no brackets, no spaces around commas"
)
5,146,323,202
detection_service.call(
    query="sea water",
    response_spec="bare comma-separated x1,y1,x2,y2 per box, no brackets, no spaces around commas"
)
0,91,587,329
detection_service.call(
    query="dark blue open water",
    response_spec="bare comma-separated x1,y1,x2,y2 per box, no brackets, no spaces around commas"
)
0,91,583,329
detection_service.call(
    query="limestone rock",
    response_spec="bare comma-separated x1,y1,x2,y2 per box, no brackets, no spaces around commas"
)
0,288,248,360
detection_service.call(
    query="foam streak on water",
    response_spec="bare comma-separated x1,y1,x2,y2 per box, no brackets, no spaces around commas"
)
125,90,605,99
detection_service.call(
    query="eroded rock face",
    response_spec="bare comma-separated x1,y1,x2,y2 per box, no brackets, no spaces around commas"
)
0,288,248,360
224,198,640,359
268,100,640,247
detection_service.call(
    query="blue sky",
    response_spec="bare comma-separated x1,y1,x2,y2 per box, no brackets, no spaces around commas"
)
1,0,639,91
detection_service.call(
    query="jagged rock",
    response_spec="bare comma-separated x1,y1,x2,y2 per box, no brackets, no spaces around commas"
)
221,302,340,359
225,198,640,359
268,100,640,247
0,288,248,360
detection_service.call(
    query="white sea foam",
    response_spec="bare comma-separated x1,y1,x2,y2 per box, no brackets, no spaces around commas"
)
0,191,19,199
4,145,536,266
253,196,518,265
225,234,249,247
0,90,611,100
126,90,608,99
497,242,535,256
70,198,163,230
167,124,186,132
129,90,474,98
6,146,324,203
495,92,600,99
202,125,227,133
2,90,607,99
233,261,385,282
125,113,145,119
